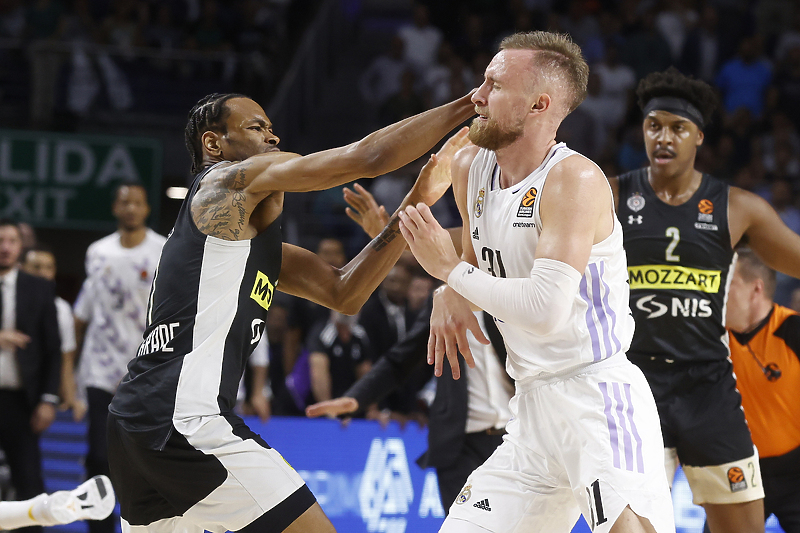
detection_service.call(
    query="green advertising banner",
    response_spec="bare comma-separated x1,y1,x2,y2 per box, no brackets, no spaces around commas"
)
0,129,162,230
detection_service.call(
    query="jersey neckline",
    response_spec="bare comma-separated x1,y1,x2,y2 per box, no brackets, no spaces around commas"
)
644,168,709,209
488,142,566,194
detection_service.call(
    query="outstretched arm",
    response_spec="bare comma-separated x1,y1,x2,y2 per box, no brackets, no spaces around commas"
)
278,130,469,314
240,94,475,195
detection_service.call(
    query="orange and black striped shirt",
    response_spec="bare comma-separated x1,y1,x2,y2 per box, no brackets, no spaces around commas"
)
729,304,800,458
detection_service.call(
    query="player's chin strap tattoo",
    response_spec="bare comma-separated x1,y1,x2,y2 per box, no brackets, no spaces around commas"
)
371,214,402,252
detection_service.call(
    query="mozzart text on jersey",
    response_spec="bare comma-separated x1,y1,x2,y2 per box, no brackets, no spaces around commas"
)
628,265,722,293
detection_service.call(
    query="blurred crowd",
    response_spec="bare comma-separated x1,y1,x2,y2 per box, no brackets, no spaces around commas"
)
356,0,800,307
0,0,291,117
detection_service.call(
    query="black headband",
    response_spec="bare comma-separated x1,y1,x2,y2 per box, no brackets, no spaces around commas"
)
642,96,705,129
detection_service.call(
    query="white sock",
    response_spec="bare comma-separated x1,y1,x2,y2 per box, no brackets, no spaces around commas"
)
0,494,55,529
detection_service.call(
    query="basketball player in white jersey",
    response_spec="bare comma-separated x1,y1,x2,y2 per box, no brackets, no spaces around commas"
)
398,31,675,533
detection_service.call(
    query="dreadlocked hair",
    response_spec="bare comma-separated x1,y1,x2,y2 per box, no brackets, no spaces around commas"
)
184,93,247,173
636,67,718,126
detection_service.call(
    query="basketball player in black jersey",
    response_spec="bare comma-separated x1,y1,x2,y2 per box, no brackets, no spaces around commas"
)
611,68,800,533
105,93,475,533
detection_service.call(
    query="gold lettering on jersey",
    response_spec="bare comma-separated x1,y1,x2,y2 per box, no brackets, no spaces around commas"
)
628,265,722,293
250,271,274,310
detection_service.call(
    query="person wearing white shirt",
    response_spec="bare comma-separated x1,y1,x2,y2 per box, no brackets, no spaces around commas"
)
21,245,79,419
66,184,166,533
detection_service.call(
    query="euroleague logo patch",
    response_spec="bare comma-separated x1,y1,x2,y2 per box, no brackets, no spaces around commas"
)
517,187,537,218
727,466,747,492
698,199,714,223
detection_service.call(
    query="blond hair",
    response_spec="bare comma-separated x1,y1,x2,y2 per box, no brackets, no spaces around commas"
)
500,31,589,114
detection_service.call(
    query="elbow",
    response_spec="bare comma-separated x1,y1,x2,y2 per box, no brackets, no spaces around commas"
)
334,298,363,317
349,139,384,178
527,309,571,337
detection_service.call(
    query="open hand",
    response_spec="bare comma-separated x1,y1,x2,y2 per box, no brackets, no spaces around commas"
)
428,287,488,379
413,126,471,206
343,183,389,239
0,330,30,351
305,397,359,418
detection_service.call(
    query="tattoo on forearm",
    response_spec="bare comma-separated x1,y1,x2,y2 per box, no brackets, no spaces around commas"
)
372,215,401,251
191,164,251,240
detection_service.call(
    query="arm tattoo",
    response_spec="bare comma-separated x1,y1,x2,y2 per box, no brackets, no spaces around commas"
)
191,165,252,240
372,214,401,251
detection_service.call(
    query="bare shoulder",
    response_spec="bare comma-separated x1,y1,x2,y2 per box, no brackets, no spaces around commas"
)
451,144,481,181
547,154,608,195
728,184,770,215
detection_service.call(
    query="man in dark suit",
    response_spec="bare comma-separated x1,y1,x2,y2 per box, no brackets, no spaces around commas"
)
0,219,61,532
306,297,513,508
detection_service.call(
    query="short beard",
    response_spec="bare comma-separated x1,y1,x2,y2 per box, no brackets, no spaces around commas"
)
468,116,524,150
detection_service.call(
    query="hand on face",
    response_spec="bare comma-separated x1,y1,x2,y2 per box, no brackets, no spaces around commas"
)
398,203,461,281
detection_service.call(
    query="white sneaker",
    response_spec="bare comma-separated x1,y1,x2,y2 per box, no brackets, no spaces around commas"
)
48,475,116,524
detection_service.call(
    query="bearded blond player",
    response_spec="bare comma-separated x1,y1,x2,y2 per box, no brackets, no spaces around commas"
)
398,32,675,533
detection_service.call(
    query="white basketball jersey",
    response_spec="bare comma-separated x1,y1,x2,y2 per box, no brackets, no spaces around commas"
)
467,144,635,380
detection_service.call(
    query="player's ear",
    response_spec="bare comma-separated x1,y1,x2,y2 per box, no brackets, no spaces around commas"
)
696,129,704,147
202,131,222,157
531,94,550,114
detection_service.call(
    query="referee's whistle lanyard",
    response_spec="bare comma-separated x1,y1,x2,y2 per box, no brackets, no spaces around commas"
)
743,343,782,382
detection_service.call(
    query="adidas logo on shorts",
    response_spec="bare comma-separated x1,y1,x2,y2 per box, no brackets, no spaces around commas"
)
473,498,491,511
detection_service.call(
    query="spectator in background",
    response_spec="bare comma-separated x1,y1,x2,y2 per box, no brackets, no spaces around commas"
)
406,270,434,320
559,0,599,50
655,0,698,62
769,45,800,130
66,183,165,533
396,3,442,75
20,245,78,420
593,42,636,131
725,249,800,533
423,42,473,108
0,219,61,533
679,3,721,82
716,35,773,118
620,7,672,80
308,311,372,405
278,237,348,415
379,69,426,125
359,35,407,108
359,264,411,361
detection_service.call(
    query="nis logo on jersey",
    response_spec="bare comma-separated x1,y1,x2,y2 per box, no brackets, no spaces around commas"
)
250,271,274,311
628,265,722,293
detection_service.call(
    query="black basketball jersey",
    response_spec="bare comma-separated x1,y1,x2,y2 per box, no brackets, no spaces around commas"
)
109,162,282,449
617,168,735,364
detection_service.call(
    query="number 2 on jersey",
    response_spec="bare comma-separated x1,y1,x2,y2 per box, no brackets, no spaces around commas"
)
482,247,507,278
665,227,680,262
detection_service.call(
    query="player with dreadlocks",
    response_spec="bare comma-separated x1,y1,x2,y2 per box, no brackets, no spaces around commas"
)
611,67,800,533
106,92,475,533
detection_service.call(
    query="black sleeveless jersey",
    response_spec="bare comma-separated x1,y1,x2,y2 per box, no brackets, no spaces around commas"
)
109,162,282,449
617,168,735,364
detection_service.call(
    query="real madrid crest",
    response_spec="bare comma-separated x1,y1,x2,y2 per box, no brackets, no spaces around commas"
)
627,192,645,212
475,188,485,218
456,484,472,505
